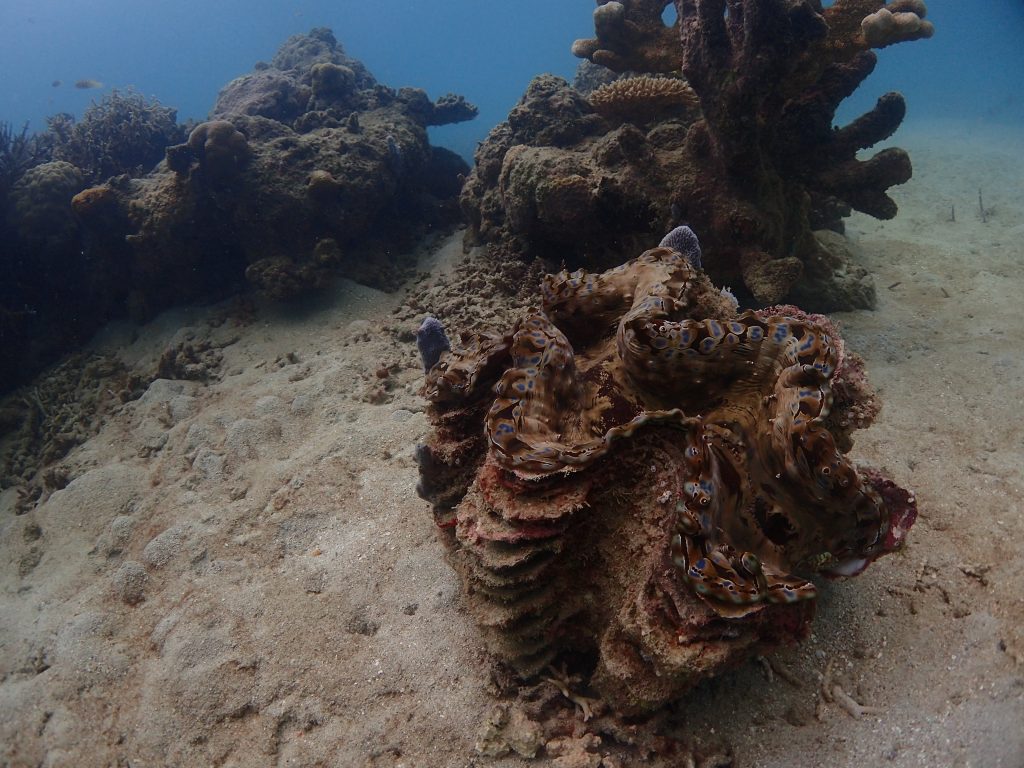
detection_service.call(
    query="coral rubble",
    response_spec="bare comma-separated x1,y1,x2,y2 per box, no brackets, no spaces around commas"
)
417,232,915,715
0,353,148,512
463,0,933,309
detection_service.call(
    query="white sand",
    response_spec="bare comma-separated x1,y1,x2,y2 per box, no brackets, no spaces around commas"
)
1,121,1022,767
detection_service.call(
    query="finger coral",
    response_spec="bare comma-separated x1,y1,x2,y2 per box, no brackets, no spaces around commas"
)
571,0,682,74
588,75,698,121
417,230,916,715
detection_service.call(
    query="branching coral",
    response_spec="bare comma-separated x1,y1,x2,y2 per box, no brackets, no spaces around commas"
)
49,89,183,181
417,230,916,713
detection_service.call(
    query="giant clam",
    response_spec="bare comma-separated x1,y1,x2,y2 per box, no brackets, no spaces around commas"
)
416,229,916,714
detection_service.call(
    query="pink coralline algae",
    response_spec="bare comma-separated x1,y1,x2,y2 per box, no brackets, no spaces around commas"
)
417,230,915,714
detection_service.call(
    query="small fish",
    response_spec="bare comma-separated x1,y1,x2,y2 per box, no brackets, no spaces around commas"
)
74,79,103,90
51,79,62,88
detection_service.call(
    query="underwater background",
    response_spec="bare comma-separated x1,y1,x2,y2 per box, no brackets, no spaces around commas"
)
2,0,1022,161
2,2,1024,767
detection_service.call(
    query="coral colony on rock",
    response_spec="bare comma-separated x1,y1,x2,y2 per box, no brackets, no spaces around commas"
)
417,0,927,725
416,227,917,716
461,0,933,311
0,28,476,394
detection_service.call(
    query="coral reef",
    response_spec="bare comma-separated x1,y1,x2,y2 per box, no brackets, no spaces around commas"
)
460,74,688,270
0,28,475,394
417,232,915,715
463,0,933,308
103,27,475,314
212,70,313,124
208,27,476,132
177,120,251,181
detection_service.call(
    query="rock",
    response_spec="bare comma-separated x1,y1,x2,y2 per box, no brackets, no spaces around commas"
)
142,525,191,569
191,448,226,481
225,418,282,461
112,561,149,605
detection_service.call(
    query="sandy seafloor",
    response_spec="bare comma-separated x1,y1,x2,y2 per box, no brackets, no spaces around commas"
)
1,120,1022,768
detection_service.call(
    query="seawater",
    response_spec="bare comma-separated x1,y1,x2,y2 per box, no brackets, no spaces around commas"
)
1,0,1021,162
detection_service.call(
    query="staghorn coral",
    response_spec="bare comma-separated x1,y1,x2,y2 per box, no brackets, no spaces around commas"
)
588,75,698,122
417,231,915,715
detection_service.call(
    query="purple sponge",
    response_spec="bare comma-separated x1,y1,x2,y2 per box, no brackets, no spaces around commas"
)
416,316,451,373
659,225,702,270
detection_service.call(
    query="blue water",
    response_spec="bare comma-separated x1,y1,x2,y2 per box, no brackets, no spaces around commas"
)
1,0,1022,160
